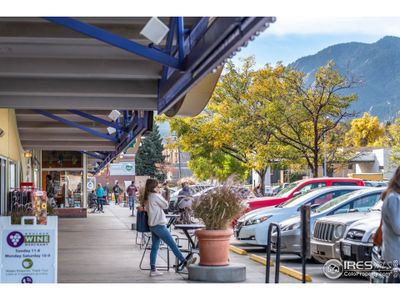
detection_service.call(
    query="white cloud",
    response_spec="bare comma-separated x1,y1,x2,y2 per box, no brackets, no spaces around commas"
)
263,16,400,36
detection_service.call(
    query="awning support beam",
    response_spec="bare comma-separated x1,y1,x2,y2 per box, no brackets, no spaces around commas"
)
81,151,107,160
92,111,152,175
43,17,181,69
32,109,118,142
67,109,123,130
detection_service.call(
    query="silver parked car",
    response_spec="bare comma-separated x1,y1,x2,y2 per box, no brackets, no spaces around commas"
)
340,209,382,263
271,188,384,255
311,200,383,263
234,186,365,245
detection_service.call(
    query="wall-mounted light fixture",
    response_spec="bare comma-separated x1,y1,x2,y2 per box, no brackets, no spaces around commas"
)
107,110,121,122
140,17,169,45
24,150,33,158
0,128,4,137
107,127,116,135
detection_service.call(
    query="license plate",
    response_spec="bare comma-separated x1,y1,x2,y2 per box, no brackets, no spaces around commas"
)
342,244,351,256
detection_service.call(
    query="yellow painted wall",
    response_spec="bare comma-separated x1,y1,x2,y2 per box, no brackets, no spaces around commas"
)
0,109,24,162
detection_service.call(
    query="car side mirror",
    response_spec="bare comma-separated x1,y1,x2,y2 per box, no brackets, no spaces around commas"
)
348,208,359,213
293,191,301,197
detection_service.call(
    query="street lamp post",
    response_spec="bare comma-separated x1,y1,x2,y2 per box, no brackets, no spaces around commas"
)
177,145,182,179
171,133,182,180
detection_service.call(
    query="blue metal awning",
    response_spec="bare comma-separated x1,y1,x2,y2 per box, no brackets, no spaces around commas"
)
1,17,275,174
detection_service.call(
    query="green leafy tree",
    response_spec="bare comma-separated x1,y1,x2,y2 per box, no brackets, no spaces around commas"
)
135,123,166,181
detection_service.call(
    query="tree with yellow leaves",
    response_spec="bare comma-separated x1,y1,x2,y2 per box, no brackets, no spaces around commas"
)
160,57,299,192
345,112,386,147
257,61,359,177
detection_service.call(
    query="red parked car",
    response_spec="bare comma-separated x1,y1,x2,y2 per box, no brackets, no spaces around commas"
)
245,178,365,211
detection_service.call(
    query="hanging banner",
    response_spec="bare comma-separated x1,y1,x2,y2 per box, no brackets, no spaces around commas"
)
0,216,58,283
109,162,135,176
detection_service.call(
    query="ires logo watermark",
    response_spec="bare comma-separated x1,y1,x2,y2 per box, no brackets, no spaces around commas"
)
323,259,400,280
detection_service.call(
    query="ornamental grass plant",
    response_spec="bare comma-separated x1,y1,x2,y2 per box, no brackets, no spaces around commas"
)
193,185,244,230
138,186,146,208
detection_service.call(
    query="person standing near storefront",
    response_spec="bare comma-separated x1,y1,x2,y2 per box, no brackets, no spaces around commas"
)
126,181,138,215
381,167,400,283
112,181,122,205
104,182,110,204
96,183,105,213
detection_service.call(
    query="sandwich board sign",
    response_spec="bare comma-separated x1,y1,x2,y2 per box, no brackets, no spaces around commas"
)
0,216,58,283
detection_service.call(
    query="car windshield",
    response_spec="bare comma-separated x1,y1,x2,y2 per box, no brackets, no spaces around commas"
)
275,182,299,197
279,189,322,208
314,191,361,213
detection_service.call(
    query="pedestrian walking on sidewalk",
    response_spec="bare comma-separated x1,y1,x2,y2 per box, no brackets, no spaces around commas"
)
127,180,138,215
144,178,196,277
96,183,105,213
113,181,122,205
381,167,400,283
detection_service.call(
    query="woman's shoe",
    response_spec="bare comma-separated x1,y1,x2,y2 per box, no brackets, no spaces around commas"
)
149,270,163,277
184,256,197,270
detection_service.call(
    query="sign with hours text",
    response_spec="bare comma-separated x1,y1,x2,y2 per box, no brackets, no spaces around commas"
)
0,216,58,283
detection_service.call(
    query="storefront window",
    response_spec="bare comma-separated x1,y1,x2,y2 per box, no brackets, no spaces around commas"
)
0,158,6,214
42,151,82,169
9,161,16,189
42,151,84,208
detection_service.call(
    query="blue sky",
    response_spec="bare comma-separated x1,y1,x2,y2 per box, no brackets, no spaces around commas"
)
233,16,400,68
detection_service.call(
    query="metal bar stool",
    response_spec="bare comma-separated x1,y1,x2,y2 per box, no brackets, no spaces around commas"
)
138,214,178,271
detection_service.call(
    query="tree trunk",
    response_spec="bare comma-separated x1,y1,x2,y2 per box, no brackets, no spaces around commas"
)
313,150,319,178
256,169,267,196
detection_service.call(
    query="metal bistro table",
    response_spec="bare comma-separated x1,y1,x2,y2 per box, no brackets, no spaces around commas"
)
165,214,180,228
174,223,205,266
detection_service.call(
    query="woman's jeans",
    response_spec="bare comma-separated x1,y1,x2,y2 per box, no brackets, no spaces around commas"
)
149,224,186,270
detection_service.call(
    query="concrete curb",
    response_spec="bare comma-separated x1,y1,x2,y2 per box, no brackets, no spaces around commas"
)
247,254,312,282
248,254,274,266
279,265,312,282
229,245,247,255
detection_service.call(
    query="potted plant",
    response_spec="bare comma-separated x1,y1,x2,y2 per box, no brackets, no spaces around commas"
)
193,185,244,266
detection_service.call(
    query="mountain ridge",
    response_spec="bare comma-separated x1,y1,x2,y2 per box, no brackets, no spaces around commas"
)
290,36,400,121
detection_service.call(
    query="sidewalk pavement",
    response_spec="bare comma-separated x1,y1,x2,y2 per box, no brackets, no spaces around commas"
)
58,204,297,283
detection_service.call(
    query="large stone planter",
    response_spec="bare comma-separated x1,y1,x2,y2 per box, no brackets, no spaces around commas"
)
195,228,233,266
